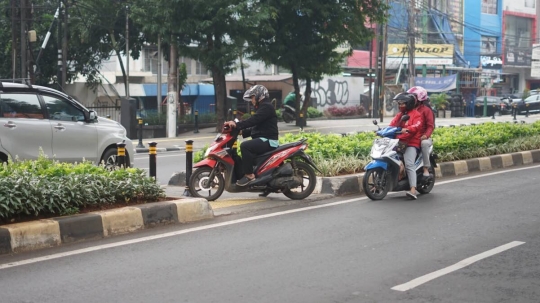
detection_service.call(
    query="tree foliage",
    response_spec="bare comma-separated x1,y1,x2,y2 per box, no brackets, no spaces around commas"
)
0,0,145,89
247,0,388,119
131,0,275,131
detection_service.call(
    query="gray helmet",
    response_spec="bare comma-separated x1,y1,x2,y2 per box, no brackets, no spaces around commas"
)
243,85,269,103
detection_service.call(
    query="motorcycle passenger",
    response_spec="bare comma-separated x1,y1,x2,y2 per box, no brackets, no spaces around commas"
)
223,85,279,186
389,93,424,200
407,86,435,180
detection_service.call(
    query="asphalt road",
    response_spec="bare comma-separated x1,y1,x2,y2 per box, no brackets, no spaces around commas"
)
1,165,539,302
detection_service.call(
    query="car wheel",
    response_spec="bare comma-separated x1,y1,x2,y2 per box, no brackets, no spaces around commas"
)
100,147,131,169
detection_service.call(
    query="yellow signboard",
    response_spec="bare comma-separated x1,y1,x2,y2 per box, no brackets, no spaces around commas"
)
388,44,454,58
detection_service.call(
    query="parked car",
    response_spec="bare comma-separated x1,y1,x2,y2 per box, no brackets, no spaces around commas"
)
473,96,511,116
514,94,540,115
0,82,133,166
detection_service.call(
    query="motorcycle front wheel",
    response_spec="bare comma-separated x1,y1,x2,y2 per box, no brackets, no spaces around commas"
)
283,161,317,200
363,168,389,200
188,166,225,201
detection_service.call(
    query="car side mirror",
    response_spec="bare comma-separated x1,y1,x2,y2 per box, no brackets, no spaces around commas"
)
88,110,97,121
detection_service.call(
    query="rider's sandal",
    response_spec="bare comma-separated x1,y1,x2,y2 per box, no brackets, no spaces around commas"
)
406,191,418,200
236,176,255,187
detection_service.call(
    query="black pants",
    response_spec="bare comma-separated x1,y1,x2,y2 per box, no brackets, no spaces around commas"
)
240,138,276,175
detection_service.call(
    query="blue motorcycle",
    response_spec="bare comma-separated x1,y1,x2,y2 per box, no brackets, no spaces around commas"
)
363,119,436,200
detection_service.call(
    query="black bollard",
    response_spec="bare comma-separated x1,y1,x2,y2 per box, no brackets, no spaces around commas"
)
137,119,145,148
526,104,529,117
183,140,194,196
116,141,126,168
149,142,157,180
299,111,306,130
194,110,199,133
492,105,496,119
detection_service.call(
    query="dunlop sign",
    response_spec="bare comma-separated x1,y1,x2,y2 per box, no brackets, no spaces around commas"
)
386,44,454,67
388,44,454,57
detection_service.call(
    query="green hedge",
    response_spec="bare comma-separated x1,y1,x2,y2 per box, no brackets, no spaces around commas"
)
195,120,540,175
0,157,165,221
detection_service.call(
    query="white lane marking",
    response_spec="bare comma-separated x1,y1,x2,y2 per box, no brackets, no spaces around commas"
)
1,165,538,270
391,241,526,292
0,196,369,270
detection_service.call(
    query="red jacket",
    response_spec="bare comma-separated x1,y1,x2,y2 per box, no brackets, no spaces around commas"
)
389,109,423,148
416,104,435,138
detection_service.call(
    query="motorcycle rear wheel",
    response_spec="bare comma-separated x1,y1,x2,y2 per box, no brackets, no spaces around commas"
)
282,111,295,123
417,167,435,194
363,168,389,200
188,166,225,201
283,161,317,200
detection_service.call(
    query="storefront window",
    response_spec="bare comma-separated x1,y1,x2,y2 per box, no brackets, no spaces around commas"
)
505,16,533,48
504,15,533,66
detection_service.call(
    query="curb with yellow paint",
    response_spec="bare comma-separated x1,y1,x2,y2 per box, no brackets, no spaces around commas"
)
0,198,212,255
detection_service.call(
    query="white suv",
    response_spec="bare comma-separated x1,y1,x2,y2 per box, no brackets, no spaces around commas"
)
0,82,133,166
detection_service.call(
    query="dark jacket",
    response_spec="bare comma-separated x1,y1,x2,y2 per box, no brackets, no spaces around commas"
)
235,101,278,140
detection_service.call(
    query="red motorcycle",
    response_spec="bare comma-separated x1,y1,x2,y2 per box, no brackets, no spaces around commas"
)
188,124,319,201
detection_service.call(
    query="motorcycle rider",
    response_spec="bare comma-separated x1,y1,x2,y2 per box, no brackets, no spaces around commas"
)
407,86,435,180
389,93,424,199
223,85,279,186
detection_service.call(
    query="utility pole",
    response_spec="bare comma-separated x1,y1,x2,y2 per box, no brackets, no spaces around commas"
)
368,39,373,118
157,35,162,114
408,0,416,88
167,41,178,138
373,24,382,119
125,5,130,99
11,0,17,80
380,18,388,122
20,0,27,79
57,0,62,86
62,0,68,86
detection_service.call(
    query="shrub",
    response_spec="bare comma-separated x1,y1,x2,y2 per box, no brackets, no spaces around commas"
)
307,107,323,118
0,156,165,222
324,105,366,117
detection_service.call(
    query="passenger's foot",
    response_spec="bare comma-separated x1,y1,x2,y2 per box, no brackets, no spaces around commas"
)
406,191,418,200
236,175,255,186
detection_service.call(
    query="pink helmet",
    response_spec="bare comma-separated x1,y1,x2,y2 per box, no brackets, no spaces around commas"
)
407,86,428,102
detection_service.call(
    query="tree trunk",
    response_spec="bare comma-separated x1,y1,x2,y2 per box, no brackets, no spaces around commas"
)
110,31,127,96
302,78,312,113
291,66,303,127
212,66,226,132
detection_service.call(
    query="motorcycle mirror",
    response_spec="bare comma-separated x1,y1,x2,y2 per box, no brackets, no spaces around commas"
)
372,119,378,125
401,115,410,122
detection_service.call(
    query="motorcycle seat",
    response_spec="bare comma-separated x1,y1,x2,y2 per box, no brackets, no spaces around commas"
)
256,141,304,160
